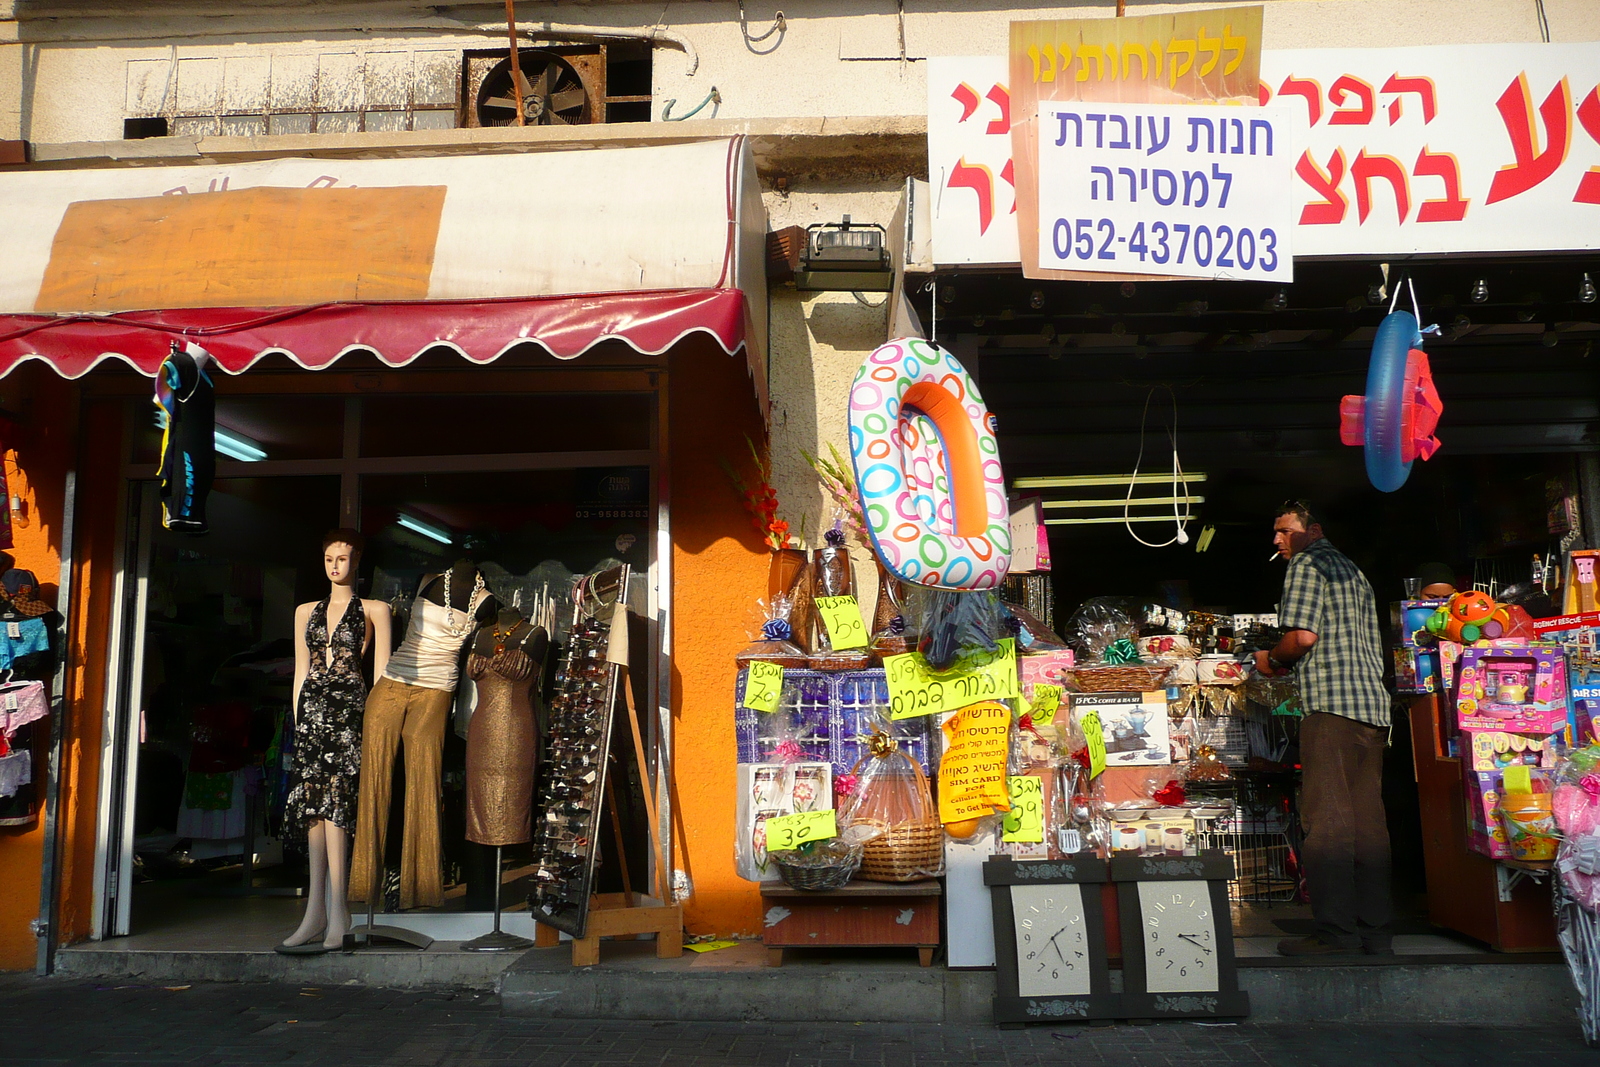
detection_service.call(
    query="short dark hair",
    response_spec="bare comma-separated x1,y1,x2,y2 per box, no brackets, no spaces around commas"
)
1274,500,1319,529
321,528,366,555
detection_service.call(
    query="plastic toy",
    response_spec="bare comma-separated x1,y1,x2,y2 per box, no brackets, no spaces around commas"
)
1421,590,1521,644
848,337,1011,590
1339,308,1444,493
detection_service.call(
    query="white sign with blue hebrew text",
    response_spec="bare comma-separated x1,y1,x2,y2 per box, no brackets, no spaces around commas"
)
1036,102,1296,281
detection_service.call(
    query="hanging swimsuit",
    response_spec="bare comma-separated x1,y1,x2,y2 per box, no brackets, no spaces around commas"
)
154,342,215,534
284,597,367,832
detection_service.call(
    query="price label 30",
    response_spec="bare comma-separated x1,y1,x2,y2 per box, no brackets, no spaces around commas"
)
765,809,838,852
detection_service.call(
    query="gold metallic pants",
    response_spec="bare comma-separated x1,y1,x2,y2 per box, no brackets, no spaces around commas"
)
349,676,453,910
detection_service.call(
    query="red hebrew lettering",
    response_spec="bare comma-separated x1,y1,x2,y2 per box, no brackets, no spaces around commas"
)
952,82,981,122
1328,75,1376,126
1295,149,1348,225
1574,85,1600,205
948,158,995,234
1382,75,1437,125
1001,158,1017,214
1486,74,1572,205
1413,148,1470,222
1278,76,1322,126
985,84,1011,136
1352,151,1410,223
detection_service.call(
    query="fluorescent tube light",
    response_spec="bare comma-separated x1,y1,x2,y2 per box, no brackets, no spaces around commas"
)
213,426,267,462
1045,514,1196,526
1042,496,1206,510
1014,473,1208,490
397,513,452,545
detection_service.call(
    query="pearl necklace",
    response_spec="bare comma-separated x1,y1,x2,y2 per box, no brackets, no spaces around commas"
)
439,566,487,633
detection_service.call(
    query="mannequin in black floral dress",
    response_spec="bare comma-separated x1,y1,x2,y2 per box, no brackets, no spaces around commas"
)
278,530,391,954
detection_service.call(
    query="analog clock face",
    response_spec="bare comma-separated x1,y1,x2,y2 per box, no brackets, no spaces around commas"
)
1138,879,1219,994
1010,883,1092,997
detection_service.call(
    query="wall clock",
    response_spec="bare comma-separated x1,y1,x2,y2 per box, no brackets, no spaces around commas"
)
1112,851,1250,1020
984,855,1120,1025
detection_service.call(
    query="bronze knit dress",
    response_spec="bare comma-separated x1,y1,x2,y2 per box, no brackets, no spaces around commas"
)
464,647,541,845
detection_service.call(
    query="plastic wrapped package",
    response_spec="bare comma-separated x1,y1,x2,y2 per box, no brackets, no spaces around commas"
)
1003,600,1069,654
736,596,810,669
868,563,912,659
810,528,871,671
904,586,1006,671
839,726,943,881
1063,597,1140,660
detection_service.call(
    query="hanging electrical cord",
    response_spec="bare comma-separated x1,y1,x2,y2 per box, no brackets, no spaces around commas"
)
1123,385,1192,548
738,1,786,53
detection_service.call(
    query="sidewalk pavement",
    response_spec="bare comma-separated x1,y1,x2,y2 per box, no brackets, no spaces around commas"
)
2,973,1594,1066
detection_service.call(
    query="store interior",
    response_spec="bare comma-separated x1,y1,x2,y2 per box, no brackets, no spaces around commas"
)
119,387,656,949
909,257,1599,952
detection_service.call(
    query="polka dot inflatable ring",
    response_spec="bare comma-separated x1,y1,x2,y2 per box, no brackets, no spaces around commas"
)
849,337,1011,591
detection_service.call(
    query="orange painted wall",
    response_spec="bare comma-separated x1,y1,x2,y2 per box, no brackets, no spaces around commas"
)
0,366,78,969
668,338,769,938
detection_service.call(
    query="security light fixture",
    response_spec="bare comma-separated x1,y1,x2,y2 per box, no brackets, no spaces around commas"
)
1582,274,1597,304
1030,289,1045,309
1267,288,1288,311
1471,278,1489,303
213,427,266,462
795,215,892,292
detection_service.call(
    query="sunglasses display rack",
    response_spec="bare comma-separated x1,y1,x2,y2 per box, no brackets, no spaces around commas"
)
528,568,625,939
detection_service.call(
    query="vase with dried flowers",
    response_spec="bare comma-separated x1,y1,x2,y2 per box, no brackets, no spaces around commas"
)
725,435,812,655
804,443,908,659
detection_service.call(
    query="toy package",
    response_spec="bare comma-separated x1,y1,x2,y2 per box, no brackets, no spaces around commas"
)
1460,728,1561,860
1455,643,1573,738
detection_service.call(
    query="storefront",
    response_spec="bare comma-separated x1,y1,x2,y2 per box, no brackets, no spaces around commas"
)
0,136,775,969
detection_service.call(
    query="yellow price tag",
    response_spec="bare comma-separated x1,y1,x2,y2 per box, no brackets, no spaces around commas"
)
765,809,838,852
742,662,784,713
1081,710,1107,778
1030,683,1062,726
1001,776,1044,843
814,595,868,650
1502,764,1533,795
885,638,1019,719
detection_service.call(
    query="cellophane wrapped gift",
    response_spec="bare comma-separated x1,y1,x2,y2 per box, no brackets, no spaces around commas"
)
736,596,810,669
810,527,871,671
839,726,944,881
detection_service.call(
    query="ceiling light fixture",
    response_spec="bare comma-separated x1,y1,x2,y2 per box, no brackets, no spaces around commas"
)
397,512,452,545
1045,514,1195,526
1041,495,1206,510
1014,473,1209,490
1471,278,1489,303
1030,289,1045,309
213,427,266,462
1268,288,1288,311
1582,274,1597,304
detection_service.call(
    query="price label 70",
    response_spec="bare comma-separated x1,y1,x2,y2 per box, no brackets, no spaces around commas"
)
814,595,868,650
742,661,784,713
765,809,838,852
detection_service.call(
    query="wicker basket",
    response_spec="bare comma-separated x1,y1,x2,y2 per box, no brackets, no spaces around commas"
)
854,819,944,882
771,842,863,890
1070,663,1173,692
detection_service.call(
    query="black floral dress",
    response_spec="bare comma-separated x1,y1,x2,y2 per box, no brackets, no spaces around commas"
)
285,598,366,832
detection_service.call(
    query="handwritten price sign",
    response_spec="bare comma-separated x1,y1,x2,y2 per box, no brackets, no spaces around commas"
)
741,662,784,713
765,809,838,852
814,595,868,650
1030,683,1063,726
886,638,1019,720
1081,710,1107,778
1002,776,1044,843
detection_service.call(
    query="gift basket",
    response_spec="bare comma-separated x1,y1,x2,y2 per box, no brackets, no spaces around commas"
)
809,525,872,672
1063,597,1173,691
769,837,865,890
840,727,943,882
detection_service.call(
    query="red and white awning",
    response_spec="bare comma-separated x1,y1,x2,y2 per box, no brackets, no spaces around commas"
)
0,137,768,402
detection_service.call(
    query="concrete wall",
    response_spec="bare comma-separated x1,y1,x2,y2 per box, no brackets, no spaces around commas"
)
4,1,1597,144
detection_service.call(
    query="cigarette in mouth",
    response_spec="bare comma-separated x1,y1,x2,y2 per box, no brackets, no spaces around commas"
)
1268,550,1280,561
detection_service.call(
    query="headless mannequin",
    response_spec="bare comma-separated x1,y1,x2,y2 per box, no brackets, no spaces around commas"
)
281,538,391,951
465,611,550,846
351,558,498,910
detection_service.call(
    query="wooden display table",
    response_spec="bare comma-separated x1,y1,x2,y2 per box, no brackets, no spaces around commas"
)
760,880,941,967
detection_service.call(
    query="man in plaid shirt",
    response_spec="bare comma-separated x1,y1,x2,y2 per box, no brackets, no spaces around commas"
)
1254,501,1392,956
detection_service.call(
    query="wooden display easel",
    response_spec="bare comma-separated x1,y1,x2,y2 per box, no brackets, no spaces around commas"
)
533,603,683,966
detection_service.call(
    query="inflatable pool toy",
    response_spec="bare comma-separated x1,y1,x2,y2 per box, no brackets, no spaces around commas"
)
848,337,1011,590
1339,308,1443,493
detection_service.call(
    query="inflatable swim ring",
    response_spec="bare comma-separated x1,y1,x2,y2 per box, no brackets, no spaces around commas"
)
1338,309,1444,493
848,337,1011,591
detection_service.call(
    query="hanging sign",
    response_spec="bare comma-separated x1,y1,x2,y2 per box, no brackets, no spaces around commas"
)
741,661,784,713
939,701,1014,825
765,809,838,851
1036,101,1295,280
1001,776,1046,843
1030,682,1063,726
886,638,1020,719
814,595,869,650
1081,709,1108,778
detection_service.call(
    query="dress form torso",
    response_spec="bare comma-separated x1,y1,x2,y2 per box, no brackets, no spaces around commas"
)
464,615,549,846
384,572,493,691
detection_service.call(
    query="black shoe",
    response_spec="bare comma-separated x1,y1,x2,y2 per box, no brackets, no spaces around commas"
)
1276,935,1361,957
1361,939,1395,956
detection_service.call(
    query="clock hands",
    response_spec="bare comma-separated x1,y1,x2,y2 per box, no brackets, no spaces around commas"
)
1177,933,1213,955
1047,927,1068,964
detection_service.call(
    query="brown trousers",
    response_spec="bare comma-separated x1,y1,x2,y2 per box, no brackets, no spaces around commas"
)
1299,711,1393,946
349,676,453,910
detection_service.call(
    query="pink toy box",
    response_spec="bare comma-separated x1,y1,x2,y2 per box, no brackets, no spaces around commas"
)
1454,643,1572,736
1459,728,1561,859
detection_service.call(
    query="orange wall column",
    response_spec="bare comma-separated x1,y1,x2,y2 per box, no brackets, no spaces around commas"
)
668,338,769,938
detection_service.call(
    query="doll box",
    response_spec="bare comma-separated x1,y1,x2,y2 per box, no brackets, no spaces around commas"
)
1454,644,1572,734
1393,647,1438,694
1390,599,1448,647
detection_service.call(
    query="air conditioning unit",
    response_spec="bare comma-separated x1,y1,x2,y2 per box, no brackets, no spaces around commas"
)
460,43,652,128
